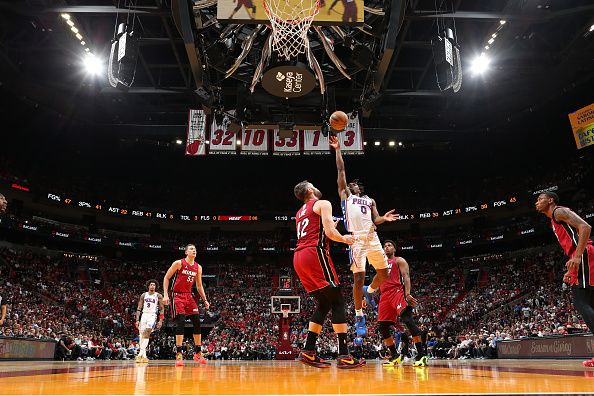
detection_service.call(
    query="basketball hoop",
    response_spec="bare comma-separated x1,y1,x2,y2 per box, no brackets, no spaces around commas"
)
281,307,290,318
263,0,321,60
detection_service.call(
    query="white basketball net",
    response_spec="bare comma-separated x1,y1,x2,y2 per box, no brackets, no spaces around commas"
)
263,0,321,60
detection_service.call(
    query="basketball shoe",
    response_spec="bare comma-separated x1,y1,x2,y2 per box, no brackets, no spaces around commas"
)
298,351,331,368
382,354,405,367
175,352,184,367
193,353,207,364
413,356,429,367
583,358,594,367
337,355,365,369
355,315,367,337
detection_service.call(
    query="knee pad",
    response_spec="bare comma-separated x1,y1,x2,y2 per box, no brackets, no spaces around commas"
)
378,321,393,340
189,314,201,334
175,314,186,335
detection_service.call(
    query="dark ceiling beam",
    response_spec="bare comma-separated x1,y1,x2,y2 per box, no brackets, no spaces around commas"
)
158,0,189,88
383,90,446,97
14,5,171,16
381,0,420,91
409,5,594,21
100,87,192,94
138,52,157,88
139,37,184,44
171,0,204,89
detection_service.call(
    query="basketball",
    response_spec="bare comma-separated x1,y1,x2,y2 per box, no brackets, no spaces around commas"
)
329,111,348,131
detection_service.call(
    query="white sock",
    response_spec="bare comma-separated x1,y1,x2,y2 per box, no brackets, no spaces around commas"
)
355,309,364,316
367,286,376,294
140,338,149,357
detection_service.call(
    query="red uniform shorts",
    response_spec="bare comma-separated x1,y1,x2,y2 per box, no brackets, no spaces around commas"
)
378,289,408,322
171,292,199,318
294,247,339,293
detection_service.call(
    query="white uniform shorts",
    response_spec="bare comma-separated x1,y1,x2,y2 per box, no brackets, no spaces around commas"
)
349,231,388,273
139,313,157,333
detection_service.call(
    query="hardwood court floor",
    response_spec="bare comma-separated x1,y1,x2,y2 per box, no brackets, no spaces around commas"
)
0,359,592,395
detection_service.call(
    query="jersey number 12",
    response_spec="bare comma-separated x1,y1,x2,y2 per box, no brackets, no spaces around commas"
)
296,218,309,239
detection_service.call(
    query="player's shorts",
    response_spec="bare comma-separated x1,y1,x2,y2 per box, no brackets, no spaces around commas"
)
378,288,408,322
294,247,340,293
139,313,157,332
237,0,254,8
575,243,594,288
349,232,388,273
171,292,199,317
343,2,357,22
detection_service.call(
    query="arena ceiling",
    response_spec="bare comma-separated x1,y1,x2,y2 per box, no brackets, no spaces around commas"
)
1,0,594,140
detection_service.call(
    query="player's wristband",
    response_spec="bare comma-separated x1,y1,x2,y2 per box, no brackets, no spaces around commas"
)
159,313,164,320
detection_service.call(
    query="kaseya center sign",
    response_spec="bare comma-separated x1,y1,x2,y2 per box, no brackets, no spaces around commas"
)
261,65,317,98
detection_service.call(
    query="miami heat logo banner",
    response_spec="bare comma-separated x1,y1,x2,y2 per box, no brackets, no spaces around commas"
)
568,103,594,150
185,109,207,156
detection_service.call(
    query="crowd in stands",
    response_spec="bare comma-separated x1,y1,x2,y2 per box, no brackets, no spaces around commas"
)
0,240,589,361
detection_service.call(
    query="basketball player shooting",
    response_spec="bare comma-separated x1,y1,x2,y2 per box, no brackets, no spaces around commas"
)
228,0,256,20
293,180,365,369
535,192,594,367
134,279,164,363
330,135,397,336
163,244,210,366
379,240,428,367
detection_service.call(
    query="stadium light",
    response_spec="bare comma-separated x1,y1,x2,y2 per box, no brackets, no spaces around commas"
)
363,141,367,146
488,38,495,45
75,33,82,40
389,141,395,147
374,141,381,146
485,45,490,50
83,53,104,76
71,27,79,34
61,14,70,20
175,139,183,145
236,139,241,145
590,24,594,32
80,41,86,46
470,53,490,76
67,20,74,27
499,20,506,25
398,142,403,147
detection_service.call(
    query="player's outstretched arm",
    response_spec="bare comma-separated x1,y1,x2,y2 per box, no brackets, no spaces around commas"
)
554,207,592,271
329,136,350,200
315,200,354,244
397,257,417,307
371,199,397,225
195,266,210,310
162,261,181,305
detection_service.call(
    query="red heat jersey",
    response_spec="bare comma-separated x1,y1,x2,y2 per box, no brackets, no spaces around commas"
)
295,199,328,252
551,206,593,288
171,258,199,293
380,257,404,294
551,207,592,257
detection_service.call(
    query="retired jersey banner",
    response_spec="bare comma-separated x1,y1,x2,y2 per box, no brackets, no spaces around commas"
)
273,130,301,156
185,109,207,156
303,129,330,155
209,111,237,155
338,113,364,154
240,128,269,156
569,103,594,150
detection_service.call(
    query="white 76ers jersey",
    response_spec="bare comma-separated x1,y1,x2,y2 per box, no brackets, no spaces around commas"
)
342,194,375,233
142,292,159,315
